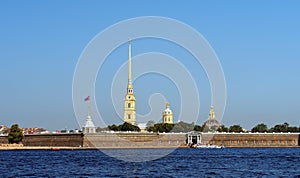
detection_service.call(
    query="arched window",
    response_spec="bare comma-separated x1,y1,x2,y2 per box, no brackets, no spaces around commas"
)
128,103,131,108
128,114,131,119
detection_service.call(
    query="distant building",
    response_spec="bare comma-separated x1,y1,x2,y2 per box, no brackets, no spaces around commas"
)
0,125,7,134
203,106,221,131
163,102,173,124
24,127,48,134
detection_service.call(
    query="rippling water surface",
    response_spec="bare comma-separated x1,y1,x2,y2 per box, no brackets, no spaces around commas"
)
0,148,300,177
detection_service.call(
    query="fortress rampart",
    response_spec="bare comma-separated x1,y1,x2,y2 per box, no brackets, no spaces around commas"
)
83,132,186,148
0,132,299,148
201,133,299,147
0,133,83,147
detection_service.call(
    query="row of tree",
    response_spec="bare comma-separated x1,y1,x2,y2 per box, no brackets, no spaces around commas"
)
99,121,300,133
144,121,300,133
251,122,299,133
107,122,140,132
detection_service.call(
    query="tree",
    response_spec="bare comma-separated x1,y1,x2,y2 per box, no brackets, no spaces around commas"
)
193,125,203,132
172,121,194,132
251,123,268,133
108,124,119,131
217,125,229,132
287,126,299,132
147,123,174,133
229,125,244,133
107,123,140,132
8,124,24,144
269,122,289,132
119,122,140,132
269,122,299,133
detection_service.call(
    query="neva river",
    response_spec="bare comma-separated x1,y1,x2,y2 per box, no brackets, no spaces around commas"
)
0,148,300,177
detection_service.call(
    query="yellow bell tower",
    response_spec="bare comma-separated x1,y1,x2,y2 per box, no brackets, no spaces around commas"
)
163,102,173,124
124,39,136,125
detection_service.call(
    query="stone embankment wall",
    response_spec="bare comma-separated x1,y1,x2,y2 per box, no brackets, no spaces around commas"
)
83,132,186,148
0,133,83,147
0,133,299,148
201,133,299,147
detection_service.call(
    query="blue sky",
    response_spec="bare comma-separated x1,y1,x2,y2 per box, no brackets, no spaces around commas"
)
0,1,300,131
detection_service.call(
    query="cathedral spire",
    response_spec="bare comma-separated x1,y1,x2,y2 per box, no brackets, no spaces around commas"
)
124,39,136,125
128,39,132,85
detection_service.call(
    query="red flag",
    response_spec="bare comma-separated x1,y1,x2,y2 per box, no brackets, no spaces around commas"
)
84,96,90,101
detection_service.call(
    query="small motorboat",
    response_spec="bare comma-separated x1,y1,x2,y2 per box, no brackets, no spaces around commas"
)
196,144,225,149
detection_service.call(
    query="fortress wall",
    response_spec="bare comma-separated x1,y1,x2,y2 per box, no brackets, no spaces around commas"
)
22,133,83,147
85,133,299,148
83,132,186,148
202,133,299,147
1,133,299,148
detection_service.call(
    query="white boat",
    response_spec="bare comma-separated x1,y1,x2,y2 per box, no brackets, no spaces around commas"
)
196,144,225,149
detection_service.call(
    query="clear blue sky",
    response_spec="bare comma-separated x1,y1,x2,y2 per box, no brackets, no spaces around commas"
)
1,0,299,131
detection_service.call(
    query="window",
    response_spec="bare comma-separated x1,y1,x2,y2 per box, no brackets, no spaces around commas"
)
128,103,131,108
128,114,131,119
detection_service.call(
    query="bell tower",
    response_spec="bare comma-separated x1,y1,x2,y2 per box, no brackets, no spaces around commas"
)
124,39,136,125
163,102,173,124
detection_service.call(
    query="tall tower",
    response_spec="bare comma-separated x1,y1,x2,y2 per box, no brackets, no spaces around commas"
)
163,102,173,124
124,39,136,125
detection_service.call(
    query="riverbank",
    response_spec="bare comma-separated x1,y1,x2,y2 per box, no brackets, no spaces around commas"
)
1,145,299,150
1,132,299,149
0,146,94,150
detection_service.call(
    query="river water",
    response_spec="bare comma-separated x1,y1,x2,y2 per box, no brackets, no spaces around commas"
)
0,148,299,177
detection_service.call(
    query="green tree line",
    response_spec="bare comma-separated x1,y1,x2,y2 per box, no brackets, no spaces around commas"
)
97,121,300,133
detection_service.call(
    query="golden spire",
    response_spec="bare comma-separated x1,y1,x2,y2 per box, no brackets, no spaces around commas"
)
209,106,215,120
166,102,170,108
128,38,132,85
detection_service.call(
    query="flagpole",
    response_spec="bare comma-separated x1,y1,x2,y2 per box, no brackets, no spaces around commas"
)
88,97,91,117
